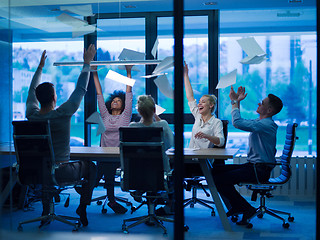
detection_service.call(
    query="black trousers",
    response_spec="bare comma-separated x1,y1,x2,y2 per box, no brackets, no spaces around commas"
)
42,160,97,208
211,162,272,211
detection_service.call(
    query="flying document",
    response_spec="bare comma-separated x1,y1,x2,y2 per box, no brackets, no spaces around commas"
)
106,70,136,87
154,74,174,99
118,48,146,72
151,38,159,58
86,112,106,136
141,56,174,78
155,104,166,115
216,69,237,89
237,37,267,64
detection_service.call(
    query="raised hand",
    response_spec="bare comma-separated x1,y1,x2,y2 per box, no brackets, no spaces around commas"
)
229,85,248,102
184,61,189,76
83,44,96,65
39,50,47,69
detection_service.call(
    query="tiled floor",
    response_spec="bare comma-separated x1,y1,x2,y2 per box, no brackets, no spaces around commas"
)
0,186,316,240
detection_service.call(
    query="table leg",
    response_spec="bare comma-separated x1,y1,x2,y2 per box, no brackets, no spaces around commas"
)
0,170,18,208
199,158,232,231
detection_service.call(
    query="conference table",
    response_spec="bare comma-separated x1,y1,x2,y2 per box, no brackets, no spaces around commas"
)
1,145,238,231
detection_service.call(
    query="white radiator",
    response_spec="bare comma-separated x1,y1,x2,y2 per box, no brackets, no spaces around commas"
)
233,155,317,197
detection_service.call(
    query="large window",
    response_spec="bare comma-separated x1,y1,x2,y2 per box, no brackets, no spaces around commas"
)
12,41,85,145
218,34,317,154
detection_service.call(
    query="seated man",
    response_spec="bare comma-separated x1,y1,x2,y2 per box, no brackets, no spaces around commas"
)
211,85,283,225
26,45,97,227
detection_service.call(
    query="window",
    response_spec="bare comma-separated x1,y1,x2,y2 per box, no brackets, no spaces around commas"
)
12,41,85,146
218,34,317,154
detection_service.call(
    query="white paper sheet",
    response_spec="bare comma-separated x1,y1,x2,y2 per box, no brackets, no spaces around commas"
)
154,74,174,99
140,73,165,79
86,112,106,136
56,13,88,28
237,37,267,65
153,56,174,74
151,38,159,58
216,69,237,89
240,55,267,65
118,48,145,61
155,104,166,115
106,70,136,87
60,4,93,16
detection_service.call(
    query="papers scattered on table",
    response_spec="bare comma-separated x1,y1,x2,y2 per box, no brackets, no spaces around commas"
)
106,70,136,87
167,148,200,153
154,74,174,99
216,69,237,89
237,37,267,65
86,112,106,136
155,104,166,115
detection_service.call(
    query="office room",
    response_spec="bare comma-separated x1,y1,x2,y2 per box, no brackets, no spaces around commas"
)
0,0,318,239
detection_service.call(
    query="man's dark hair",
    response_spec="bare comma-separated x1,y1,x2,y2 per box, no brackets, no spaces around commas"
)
105,90,126,114
268,93,283,115
35,82,55,108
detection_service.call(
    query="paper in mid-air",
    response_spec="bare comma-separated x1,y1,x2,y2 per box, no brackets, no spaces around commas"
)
216,69,237,89
106,70,136,87
86,112,106,136
155,104,166,115
237,37,267,64
153,74,174,99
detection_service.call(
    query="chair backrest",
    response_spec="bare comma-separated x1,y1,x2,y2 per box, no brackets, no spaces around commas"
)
269,123,298,184
214,119,228,149
119,127,167,192
12,120,56,186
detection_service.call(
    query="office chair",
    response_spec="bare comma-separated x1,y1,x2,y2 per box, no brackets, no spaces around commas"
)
12,120,81,232
119,127,175,235
184,120,229,216
237,123,298,229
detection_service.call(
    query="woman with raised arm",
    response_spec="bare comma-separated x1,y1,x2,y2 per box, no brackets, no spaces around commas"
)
184,61,225,150
92,65,133,214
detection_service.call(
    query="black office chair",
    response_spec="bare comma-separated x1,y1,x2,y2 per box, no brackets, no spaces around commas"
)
184,120,229,216
12,120,81,232
239,123,298,229
119,127,174,235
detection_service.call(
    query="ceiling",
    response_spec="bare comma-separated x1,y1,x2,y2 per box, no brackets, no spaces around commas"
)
0,0,317,42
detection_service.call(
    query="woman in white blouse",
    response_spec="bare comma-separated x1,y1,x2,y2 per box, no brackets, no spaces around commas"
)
184,62,225,150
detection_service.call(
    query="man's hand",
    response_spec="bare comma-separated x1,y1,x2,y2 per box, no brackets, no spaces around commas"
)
229,85,248,102
39,50,47,69
83,44,96,65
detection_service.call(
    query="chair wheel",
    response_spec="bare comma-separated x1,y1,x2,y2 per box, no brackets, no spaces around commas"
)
17,225,23,232
288,216,294,222
231,215,238,223
122,224,128,233
72,228,79,232
184,225,189,232
102,208,107,214
97,200,102,205
76,221,81,227
190,203,194,208
246,223,253,229
211,210,215,216
283,222,290,228
257,213,263,218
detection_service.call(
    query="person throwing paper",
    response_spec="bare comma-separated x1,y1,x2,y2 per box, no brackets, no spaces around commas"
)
92,65,133,214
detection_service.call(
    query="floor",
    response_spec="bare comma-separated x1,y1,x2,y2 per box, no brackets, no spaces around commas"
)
0,185,316,240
